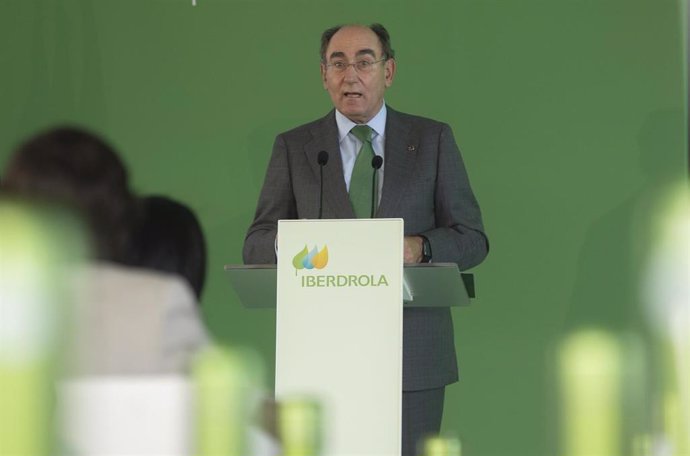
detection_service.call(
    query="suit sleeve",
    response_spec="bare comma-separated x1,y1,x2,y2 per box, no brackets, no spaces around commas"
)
243,134,297,264
421,124,489,270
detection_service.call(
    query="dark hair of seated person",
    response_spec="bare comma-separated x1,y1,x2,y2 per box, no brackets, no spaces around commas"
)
127,195,207,301
1,126,135,263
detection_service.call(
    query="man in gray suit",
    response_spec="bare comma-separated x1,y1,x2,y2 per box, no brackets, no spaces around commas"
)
243,23,488,455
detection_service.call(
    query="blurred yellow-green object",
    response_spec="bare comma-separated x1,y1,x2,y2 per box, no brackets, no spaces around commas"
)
642,182,690,455
0,200,85,456
421,436,461,456
558,329,622,456
192,345,262,456
278,396,322,456
631,433,653,456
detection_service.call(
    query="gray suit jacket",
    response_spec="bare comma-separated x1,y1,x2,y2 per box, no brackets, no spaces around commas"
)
243,106,488,391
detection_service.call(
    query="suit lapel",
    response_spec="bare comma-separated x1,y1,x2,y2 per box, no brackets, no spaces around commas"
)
377,107,418,218
304,111,356,219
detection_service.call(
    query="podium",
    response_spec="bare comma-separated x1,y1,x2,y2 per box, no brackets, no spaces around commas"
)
226,219,473,456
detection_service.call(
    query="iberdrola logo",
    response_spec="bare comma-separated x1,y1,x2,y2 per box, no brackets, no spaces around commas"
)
292,245,329,273
292,244,389,289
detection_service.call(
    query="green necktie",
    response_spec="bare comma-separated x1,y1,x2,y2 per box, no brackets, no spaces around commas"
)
349,125,375,218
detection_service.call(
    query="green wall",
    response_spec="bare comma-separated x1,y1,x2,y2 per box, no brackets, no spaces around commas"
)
1,0,687,454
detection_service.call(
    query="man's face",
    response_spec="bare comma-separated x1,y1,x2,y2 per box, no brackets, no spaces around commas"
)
320,26,396,124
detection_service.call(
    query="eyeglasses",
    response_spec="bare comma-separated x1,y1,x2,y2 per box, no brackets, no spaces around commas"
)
325,58,386,74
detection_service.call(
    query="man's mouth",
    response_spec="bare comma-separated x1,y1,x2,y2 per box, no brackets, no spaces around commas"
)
344,92,363,98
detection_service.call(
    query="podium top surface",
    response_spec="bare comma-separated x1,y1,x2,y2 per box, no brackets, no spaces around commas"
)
224,263,473,309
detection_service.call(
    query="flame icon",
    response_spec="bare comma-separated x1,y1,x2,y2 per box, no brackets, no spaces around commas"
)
292,245,329,271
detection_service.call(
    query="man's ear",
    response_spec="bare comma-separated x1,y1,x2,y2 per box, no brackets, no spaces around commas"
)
320,63,328,89
384,58,396,88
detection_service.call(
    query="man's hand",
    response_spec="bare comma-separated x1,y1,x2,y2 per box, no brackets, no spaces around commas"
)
403,236,424,263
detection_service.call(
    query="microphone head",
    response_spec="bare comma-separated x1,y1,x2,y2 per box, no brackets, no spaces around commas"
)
371,155,383,169
317,150,329,166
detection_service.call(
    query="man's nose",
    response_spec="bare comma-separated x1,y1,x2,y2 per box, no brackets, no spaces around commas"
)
343,64,359,82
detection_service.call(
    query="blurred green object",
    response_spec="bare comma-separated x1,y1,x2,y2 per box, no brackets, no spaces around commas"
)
643,182,690,456
278,396,322,456
558,329,623,456
631,433,653,456
192,345,263,456
0,199,85,456
421,436,462,456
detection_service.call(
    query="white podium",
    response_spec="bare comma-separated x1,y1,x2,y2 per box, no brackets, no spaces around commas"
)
276,218,404,456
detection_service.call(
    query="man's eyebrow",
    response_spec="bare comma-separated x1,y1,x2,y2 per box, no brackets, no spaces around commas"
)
355,49,377,58
328,49,378,60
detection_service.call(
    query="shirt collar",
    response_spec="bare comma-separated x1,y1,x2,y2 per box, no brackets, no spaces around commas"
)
335,103,387,143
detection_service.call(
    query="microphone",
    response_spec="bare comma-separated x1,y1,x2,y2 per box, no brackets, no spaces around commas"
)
370,155,383,218
317,150,329,166
317,151,329,219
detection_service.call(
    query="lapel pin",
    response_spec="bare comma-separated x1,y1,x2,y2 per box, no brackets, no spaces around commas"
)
407,145,416,152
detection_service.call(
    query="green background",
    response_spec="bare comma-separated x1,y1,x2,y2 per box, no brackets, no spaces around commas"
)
1,0,687,454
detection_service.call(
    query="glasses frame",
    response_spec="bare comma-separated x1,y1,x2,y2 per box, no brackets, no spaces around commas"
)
324,57,387,74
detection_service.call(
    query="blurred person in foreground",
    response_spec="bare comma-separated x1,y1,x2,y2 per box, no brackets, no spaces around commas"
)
127,195,207,302
1,126,209,375
243,23,489,454
126,198,280,454
3,127,281,456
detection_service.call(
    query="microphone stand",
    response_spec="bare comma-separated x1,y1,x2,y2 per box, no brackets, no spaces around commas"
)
371,155,383,218
317,151,329,219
